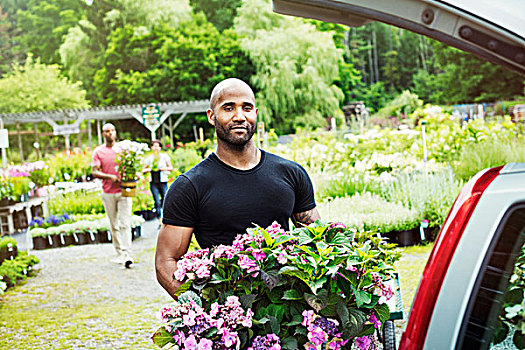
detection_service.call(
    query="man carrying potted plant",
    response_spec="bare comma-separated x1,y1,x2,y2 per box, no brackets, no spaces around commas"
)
155,78,321,299
91,123,133,268
142,140,173,228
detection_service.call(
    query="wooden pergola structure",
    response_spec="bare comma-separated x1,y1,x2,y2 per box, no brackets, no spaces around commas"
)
0,100,209,164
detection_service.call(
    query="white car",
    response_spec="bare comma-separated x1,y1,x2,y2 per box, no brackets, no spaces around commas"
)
272,1,525,349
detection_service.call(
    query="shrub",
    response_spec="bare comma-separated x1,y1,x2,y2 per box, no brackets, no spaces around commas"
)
452,138,525,181
168,145,203,174
0,236,17,250
0,251,39,288
317,193,421,233
378,170,463,232
48,190,104,215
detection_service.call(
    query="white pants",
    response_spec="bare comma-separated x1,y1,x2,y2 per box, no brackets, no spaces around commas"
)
101,192,133,258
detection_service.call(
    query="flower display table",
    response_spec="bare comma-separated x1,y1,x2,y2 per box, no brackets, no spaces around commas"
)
0,197,49,235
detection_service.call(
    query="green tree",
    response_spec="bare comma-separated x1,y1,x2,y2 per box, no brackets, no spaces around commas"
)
92,13,255,105
412,42,524,104
307,20,362,106
60,0,192,104
15,0,83,64
0,4,23,75
235,0,345,134
0,55,89,113
189,0,241,31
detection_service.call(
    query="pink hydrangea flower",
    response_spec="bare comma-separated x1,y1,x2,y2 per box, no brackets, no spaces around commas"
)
369,314,381,329
213,244,239,259
221,329,239,348
183,335,198,350
251,249,266,261
355,335,372,350
266,221,285,236
328,222,347,230
199,338,213,350
304,343,317,350
238,255,260,276
307,326,327,346
302,310,315,327
277,251,288,264
327,338,349,350
248,334,281,350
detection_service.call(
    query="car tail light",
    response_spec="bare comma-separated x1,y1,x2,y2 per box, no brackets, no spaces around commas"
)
399,166,503,349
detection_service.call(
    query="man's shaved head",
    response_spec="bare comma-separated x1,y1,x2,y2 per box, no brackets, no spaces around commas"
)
209,78,255,111
102,123,116,131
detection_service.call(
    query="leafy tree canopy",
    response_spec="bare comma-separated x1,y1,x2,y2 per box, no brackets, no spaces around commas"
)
0,55,89,113
235,0,345,134
412,42,524,104
189,0,241,31
93,13,255,105
15,0,83,64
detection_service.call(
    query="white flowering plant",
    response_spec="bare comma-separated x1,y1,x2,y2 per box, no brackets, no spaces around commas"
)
115,140,149,182
152,221,400,350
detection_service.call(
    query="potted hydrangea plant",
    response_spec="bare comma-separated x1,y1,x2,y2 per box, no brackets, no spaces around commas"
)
115,140,149,197
152,221,400,349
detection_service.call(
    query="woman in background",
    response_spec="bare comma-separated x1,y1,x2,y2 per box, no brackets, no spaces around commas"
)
143,140,173,226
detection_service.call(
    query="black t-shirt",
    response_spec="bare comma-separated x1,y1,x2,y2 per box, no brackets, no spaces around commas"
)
163,150,316,248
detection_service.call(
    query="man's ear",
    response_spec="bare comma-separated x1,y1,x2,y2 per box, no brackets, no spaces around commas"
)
206,109,215,126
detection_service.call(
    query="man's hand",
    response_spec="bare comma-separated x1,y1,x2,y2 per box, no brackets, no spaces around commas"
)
293,207,321,227
92,165,120,183
155,224,194,299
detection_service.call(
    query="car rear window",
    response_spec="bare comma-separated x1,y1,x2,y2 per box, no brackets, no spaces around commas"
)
457,203,525,348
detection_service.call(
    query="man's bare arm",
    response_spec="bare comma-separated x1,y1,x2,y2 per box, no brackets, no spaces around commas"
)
91,165,119,182
293,207,321,227
155,224,194,299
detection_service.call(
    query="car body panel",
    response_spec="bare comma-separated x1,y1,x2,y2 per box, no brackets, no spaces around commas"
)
272,0,525,74
424,168,525,348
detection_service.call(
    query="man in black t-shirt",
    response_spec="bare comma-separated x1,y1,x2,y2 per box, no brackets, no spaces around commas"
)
155,78,320,299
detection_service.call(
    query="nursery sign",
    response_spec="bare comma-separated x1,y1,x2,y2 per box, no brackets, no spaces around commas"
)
52,124,80,136
0,129,8,148
142,104,161,130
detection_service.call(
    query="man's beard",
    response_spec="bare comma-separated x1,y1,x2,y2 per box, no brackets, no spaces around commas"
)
215,119,255,148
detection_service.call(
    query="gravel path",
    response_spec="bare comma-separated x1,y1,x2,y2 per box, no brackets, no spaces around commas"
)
0,220,171,349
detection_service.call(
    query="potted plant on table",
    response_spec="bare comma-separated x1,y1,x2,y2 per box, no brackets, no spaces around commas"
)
0,176,14,206
115,140,149,197
28,161,50,197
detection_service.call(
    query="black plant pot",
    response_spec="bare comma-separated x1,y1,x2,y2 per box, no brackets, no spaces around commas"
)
62,234,76,246
387,229,420,247
48,234,62,248
131,226,141,240
0,245,17,264
97,230,111,243
75,231,91,245
146,210,157,221
32,236,48,250
87,231,98,244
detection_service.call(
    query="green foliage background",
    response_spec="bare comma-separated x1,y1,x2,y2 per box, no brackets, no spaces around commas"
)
0,0,523,141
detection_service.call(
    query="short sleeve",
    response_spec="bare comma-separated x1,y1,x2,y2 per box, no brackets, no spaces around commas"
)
292,164,316,214
162,175,198,227
91,148,101,168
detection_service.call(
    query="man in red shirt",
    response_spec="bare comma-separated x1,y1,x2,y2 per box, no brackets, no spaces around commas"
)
91,123,133,268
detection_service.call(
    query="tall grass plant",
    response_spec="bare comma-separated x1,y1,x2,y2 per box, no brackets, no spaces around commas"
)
452,138,525,181
379,169,463,231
